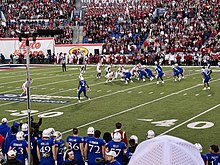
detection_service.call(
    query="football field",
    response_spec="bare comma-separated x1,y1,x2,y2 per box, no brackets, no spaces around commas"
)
0,64,220,154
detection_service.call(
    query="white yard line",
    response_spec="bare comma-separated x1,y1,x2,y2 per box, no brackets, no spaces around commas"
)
159,104,220,136
0,70,95,86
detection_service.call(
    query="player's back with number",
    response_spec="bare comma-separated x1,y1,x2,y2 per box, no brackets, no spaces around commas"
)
9,131,28,165
106,133,126,165
79,80,87,90
37,129,55,165
85,130,106,165
10,140,28,164
66,128,84,165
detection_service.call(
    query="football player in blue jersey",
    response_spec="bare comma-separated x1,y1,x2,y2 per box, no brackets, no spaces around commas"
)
30,128,39,165
125,138,137,164
9,131,28,165
175,64,184,79
83,127,94,148
54,131,65,165
21,123,28,139
37,129,56,165
154,61,164,84
144,67,154,81
77,77,90,103
66,128,84,165
172,65,180,81
194,143,208,165
137,69,148,82
3,126,17,155
84,130,106,165
201,67,211,90
123,69,133,84
203,59,212,79
206,144,220,165
106,132,126,165
0,118,11,139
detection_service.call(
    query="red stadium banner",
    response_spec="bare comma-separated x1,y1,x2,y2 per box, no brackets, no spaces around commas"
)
0,38,54,58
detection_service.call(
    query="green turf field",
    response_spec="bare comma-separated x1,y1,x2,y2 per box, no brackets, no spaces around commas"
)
0,64,220,154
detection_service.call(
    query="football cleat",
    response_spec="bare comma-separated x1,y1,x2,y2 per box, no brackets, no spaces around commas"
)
207,87,210,90
78,100,81,103
202,88,207,91
162,81,164,84
156,81,159,84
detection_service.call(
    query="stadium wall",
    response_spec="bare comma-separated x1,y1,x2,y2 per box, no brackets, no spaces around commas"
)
0,38,103,59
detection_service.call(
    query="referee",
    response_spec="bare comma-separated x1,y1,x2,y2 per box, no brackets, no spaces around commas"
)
62,57,67,72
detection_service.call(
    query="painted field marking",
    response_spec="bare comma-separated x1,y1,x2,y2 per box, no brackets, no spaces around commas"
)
137,119,153,122
195,94,199,96
61,78,220,135
149,92,153,94
183,93,187,96
160,104,220,136
138,91,143,94
160,92,164,95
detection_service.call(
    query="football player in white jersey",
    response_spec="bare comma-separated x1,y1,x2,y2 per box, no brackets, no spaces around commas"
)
105,71,115,83
96,62,102,79
20,78,33,97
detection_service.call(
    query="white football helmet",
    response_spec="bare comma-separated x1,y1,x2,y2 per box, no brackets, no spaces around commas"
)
146,130,155,139
113,132,121,142
1,118,8,123
16,131,25,141
54,131,62,141
194,143,203,153
42,129,50,138
130,135,138,144
47,128,55,137
87,127,94,135
21,123,28,132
